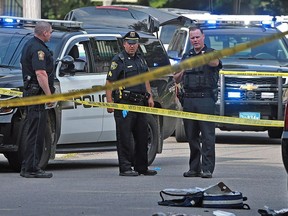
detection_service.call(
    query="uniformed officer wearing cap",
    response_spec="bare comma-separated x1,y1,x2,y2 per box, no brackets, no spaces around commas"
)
20,21,55,178
106,31,157,177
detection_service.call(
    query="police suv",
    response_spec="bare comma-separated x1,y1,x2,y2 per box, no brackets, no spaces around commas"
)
166,15,288,141
0,16,177,171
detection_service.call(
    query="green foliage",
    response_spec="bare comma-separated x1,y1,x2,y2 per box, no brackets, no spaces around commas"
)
149,0,168,8
41,0,97,19
40,0,288,19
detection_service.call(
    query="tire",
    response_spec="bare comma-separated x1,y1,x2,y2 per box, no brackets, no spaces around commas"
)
282,139,288,173
147,114,161,165
130,114,160,166
5,115,53,172
268,128,283,139
175,118,187,142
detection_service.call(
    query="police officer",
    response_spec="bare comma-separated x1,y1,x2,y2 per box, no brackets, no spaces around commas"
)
174,26,222,178
20,21,55,178
105,31,157,177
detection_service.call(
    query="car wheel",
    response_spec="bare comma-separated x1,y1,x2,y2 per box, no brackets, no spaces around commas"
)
147,114,161,165
282,139,288,173
268,129,283,139
175,118,187,142
5,116,53,172
130,114,160,166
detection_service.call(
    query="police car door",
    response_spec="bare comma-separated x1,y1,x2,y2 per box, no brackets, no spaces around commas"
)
56,35,113,144
91,36,121,142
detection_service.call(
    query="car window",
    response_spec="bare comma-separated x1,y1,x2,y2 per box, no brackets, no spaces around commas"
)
91,39,120,73
160,25,179,45
138,38,170,68
167,29,188,58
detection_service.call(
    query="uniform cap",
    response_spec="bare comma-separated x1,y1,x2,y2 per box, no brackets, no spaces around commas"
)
123,31,140,44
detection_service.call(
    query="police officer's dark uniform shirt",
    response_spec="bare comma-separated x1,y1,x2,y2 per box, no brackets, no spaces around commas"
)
20,36,54,175
106,49,150,174
181,44,222,176
21,36,54,94
106,50,148,94
181,45,222,96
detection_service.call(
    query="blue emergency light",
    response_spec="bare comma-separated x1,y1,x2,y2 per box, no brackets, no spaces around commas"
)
0,17,20,26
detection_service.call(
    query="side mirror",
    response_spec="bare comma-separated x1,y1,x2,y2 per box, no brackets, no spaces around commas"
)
61,55,74,64
59,55,75,76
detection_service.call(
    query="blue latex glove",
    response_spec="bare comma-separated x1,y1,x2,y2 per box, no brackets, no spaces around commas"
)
122,110,128,118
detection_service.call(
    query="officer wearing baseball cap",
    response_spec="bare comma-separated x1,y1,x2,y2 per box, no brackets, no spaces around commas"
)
105,30,157,177
123,31,140,44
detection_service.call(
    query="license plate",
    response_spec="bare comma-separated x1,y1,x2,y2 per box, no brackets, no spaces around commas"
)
239,112,260,119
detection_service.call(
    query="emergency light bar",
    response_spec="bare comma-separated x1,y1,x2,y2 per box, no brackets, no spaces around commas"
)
0,16,83,29
183,14,278,28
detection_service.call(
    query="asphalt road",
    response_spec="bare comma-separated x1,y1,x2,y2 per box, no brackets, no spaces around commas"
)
0,130,287,216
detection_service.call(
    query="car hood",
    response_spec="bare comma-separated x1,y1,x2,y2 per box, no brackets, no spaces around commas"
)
222,59,288,72
0,68,23,88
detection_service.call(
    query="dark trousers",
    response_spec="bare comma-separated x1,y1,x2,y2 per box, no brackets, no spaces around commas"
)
182,97,216,173
114,108,148,173
22,104,47,173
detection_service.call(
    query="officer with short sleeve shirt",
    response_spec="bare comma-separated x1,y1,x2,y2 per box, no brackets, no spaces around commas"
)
105,31,157,177
20,21,55,178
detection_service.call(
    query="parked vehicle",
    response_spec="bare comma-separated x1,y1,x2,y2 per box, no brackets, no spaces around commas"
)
167,15,288,141
0,16,178,171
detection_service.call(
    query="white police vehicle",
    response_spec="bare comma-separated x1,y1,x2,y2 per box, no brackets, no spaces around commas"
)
166,14,288,141
0,16,178,171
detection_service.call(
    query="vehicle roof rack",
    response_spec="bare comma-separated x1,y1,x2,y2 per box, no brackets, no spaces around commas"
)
0,16,83,30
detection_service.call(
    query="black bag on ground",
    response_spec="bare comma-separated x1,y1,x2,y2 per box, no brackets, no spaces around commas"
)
158,182,250,210
158,189,203,207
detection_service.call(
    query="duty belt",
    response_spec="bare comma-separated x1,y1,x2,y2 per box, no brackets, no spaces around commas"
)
184,92,212,98
122,90,146,103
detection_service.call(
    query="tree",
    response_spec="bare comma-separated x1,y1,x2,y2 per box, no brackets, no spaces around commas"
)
41,0,288,19
42,0,96,19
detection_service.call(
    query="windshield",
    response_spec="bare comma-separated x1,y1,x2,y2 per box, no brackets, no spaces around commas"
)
205,33,288,60
0,32,61,69
0,33,27,68
169,29,288,62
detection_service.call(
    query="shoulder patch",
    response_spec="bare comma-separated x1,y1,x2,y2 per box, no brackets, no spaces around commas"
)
38,50,45,61
110,61,118,70
108,71,113,77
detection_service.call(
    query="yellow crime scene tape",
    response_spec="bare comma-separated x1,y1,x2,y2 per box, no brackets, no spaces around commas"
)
0,30,287,127
0,88,23,97
72,100,284,128
0,87,283,127
220,70,288,76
